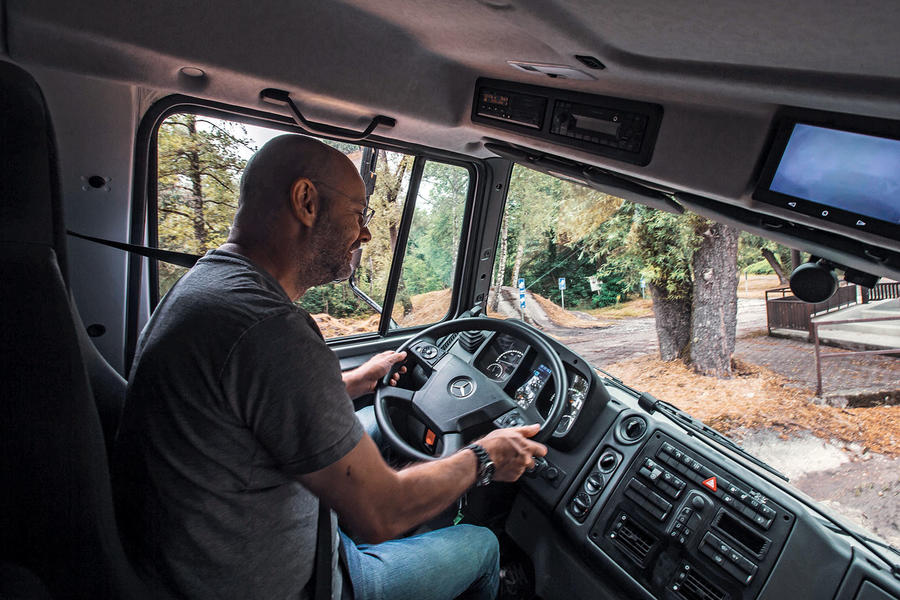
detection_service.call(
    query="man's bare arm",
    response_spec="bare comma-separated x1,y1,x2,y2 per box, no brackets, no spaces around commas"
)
299,424,546,543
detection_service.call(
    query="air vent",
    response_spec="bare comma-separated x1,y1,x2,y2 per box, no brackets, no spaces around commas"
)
616,415,648,443
436,333,459,351
673,564,728,600
609,513,657,566
458,330,485,353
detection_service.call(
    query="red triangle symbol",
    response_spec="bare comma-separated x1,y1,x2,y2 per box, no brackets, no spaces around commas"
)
702,477,718,492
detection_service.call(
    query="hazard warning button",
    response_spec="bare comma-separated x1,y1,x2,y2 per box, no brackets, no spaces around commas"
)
702,477,718,492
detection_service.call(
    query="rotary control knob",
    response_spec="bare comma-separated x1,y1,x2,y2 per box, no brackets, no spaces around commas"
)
570,492,592,518
584,473,604,495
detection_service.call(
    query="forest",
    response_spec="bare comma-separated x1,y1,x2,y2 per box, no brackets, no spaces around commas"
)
156,114,797,375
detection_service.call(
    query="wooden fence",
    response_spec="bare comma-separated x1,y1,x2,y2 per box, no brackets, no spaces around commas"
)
862,281,900,303
766,284,859,336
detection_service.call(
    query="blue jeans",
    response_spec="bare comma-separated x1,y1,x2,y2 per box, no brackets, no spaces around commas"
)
348,407,500,600
340,525,499,600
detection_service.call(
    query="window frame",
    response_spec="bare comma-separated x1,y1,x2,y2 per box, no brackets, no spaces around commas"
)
129,95,481,365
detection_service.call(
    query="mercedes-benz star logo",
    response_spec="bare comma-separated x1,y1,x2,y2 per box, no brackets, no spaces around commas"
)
448,377,476,399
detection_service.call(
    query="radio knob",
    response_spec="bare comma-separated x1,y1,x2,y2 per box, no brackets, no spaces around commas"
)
692,495,707,511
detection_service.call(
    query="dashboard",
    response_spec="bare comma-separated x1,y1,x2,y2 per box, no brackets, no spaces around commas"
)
474,333,594,440
439,327,900,600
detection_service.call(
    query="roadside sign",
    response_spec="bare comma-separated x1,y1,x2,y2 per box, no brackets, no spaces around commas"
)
518,278,525,290
558,277,566,290
588,276,600,292
520,300,526,308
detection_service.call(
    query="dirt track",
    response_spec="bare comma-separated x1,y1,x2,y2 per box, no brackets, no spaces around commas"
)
546,298,766,368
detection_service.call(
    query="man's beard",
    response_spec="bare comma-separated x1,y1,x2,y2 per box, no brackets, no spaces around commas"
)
307,214,355,285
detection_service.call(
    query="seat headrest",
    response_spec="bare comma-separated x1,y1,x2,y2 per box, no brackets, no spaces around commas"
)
0,61,67,278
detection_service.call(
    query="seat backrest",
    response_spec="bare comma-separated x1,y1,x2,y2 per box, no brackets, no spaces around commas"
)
0,60,150,600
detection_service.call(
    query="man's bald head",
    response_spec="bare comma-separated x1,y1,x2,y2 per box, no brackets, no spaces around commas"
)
222,134,370,299
231,135,357,241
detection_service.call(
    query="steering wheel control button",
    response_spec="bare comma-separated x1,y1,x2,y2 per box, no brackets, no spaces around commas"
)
418,344,439,360
526,456,547,477
448,376,476,399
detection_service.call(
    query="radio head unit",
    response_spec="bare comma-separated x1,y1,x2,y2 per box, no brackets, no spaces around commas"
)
472,78,662,166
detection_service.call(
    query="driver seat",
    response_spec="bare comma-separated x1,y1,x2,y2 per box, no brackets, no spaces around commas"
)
0,60,151,599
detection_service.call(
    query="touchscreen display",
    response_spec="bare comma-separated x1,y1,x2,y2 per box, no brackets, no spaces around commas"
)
769,124,900,224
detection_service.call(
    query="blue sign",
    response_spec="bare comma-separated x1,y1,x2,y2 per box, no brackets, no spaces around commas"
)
520,301,526,308
518,278,525,290
519,292,525,299
558,277,566,290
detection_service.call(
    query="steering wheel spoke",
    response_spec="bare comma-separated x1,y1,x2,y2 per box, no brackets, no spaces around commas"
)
379,385,416,406
440,432,465,457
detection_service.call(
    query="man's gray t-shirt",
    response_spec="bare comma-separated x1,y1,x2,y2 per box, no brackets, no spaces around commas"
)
113,250,364,600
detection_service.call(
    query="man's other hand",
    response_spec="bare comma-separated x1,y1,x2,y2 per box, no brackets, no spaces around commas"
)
343,350,408,399
477,424,547,483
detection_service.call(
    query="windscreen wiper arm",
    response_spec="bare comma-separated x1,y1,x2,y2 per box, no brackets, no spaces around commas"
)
648,395,790,482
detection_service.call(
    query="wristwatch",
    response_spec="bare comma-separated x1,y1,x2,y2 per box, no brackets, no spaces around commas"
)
466,444,495,487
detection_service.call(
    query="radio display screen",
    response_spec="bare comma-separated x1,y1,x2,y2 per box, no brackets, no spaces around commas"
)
481,91,509,107
572,114,620,137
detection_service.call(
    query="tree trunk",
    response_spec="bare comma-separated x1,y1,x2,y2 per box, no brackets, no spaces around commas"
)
648,283,692,361
489,212,508,312
510,233,525,289
186,116,206,251
689,222,740,377
791,249,803,272
761,247,788,285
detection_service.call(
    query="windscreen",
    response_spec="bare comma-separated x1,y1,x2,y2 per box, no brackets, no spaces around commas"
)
769,123,900,224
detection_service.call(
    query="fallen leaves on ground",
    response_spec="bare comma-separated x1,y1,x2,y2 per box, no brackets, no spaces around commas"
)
531,293,609,328
606,355,900,456
586,298,655,320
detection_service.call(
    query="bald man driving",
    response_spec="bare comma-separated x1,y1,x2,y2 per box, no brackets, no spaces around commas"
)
113,135,545,600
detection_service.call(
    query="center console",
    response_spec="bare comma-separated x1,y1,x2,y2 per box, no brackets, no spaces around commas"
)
574,432,795,600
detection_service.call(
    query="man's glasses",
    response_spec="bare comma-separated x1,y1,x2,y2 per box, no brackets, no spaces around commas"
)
312,179,375,227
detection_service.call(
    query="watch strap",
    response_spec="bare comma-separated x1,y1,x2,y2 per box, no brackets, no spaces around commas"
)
466,443,494,487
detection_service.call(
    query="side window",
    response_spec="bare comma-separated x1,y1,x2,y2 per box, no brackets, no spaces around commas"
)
390,161,468,327
154,112,468,338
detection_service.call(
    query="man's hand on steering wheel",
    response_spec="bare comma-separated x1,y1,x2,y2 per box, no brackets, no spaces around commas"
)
343,351,408,400
477,424,547,482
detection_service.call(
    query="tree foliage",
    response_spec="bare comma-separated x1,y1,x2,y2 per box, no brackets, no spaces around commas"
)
157,114,255,294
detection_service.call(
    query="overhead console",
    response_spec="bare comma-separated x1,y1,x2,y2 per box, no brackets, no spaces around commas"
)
472,78,663,166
